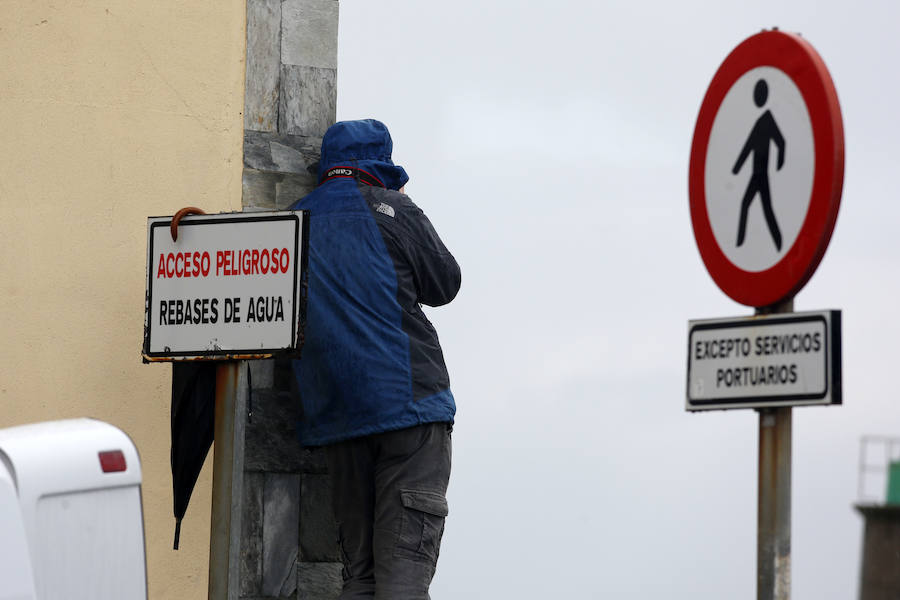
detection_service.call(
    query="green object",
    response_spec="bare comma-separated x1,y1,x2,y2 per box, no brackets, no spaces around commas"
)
888,461,900,505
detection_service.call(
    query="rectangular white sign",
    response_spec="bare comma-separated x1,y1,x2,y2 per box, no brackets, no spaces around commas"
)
686,310,841,410
142,211,308,361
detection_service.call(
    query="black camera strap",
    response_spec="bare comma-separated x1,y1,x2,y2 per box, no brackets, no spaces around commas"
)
320,166,385,188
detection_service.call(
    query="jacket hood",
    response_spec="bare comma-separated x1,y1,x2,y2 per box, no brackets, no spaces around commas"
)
318,119,409,190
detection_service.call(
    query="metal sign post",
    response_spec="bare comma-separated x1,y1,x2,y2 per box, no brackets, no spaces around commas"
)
755,299,792,600
208,361,248,600
686,302,841,599
687,30,845,600
143,210,309,600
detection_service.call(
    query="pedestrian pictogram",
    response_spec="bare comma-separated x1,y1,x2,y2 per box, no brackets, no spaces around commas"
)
733,79,786,251
689,30,844,307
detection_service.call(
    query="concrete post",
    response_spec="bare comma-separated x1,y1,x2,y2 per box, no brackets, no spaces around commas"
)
238,1,341,598
855,505,900,600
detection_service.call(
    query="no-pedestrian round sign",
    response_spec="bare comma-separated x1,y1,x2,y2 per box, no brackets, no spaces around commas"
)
689,30,844,307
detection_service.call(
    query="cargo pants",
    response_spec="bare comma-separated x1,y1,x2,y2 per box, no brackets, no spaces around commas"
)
324,422,452,600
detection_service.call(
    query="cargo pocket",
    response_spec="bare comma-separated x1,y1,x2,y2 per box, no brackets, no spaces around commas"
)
394,489,448,563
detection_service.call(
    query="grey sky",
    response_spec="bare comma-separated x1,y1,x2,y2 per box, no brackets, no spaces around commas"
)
336,2,900,598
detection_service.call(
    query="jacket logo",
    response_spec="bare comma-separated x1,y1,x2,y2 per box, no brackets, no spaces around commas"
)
374,202,395,218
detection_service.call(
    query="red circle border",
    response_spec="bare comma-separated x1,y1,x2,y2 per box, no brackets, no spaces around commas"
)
688,31,844,307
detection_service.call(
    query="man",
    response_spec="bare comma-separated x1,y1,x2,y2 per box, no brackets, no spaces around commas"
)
289,119,460,599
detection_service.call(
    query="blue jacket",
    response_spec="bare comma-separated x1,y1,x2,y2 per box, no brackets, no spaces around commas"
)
290,120,460,446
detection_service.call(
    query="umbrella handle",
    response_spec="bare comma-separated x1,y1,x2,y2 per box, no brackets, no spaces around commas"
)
171,207,207,242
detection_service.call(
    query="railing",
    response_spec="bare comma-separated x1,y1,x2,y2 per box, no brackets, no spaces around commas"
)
858,435,900,503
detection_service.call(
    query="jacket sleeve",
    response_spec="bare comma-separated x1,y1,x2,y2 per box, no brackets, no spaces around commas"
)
380,193,461,307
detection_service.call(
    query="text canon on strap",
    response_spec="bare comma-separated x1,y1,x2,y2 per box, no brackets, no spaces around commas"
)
320,166,385,188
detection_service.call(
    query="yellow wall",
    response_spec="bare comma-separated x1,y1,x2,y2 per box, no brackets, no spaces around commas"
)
0,2,245,598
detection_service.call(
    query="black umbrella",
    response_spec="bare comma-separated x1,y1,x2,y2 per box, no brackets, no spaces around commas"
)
170,361,216,549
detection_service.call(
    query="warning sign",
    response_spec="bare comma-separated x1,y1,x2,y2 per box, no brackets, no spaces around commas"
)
142,211,308,361
688,30,844,307
686,310,841,410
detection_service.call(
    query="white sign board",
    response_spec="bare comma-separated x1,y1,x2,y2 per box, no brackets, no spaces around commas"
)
686,310,841,410
143,211,308,361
